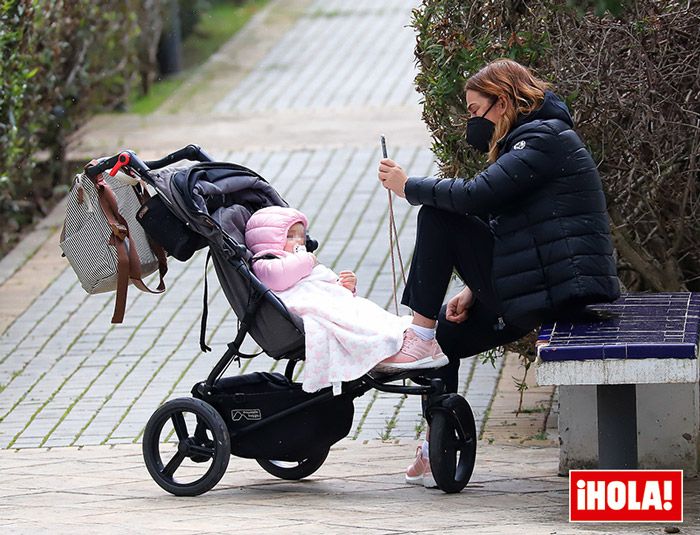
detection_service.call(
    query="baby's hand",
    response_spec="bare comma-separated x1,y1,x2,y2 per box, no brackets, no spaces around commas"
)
338,270,357,293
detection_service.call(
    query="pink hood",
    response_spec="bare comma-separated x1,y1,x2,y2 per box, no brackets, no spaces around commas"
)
245,206,308,255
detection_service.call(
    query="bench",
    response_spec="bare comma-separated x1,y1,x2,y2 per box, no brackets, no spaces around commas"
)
535,293,700,476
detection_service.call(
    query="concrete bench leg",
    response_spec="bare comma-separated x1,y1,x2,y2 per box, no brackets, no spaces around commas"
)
557,383,700,476
597,384,637,469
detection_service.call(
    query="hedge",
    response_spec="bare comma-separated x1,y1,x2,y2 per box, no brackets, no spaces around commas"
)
0,0,154,248
411,0,700,293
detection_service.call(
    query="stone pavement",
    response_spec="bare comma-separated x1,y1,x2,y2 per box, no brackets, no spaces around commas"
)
0,0,519,450
1,440,696,534
0,0,626,531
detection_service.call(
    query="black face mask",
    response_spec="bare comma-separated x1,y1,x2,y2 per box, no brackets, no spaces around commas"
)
466,99,497,153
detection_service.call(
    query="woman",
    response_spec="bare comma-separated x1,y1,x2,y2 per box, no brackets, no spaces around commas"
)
377,59,620,486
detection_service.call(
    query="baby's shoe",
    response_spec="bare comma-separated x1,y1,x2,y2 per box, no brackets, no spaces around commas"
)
375,329,448,372
405,445,437,488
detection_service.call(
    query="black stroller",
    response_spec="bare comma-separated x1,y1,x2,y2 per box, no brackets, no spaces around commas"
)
85,145,478,496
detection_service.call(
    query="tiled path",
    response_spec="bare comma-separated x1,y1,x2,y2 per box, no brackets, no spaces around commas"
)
215,0,421,113
0,0,503,449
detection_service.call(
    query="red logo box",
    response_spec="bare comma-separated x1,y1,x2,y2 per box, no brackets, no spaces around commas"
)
570,470,683,523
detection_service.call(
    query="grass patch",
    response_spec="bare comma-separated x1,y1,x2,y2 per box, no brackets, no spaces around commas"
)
515,406,547,414
129,0,269,114
130,77,184,115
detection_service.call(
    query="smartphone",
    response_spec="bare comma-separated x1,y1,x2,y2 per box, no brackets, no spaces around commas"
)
380,135,388,159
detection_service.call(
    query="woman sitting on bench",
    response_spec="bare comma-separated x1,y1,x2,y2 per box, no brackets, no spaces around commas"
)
377,58,620,487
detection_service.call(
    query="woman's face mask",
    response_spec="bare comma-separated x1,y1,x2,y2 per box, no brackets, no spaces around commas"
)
466,98,497,153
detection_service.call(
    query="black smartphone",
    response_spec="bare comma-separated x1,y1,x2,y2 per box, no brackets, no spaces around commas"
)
380,135,388,159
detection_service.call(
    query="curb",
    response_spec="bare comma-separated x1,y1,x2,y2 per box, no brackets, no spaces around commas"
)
0,198,69,336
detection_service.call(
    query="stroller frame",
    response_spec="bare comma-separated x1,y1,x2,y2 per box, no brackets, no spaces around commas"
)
85,145,477,496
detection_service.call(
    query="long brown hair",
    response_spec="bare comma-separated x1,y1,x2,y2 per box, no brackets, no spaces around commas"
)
465,59,550,162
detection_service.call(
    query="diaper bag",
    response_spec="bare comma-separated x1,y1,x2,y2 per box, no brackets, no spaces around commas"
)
60,168,167,323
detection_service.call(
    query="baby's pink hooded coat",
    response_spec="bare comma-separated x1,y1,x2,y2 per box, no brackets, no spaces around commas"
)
245,206,316,292
246,208,409,395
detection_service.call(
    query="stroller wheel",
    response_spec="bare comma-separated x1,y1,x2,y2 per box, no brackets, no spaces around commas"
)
142,397,230,496
256,448,329,480
428,397,477,494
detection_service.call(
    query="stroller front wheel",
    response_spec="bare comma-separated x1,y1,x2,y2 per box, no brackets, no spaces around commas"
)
256,448,329,480
143,397,230,496
428,396,477,494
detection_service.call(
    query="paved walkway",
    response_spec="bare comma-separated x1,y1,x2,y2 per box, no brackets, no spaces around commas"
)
0,0,511,450
0,1,625,532
2,440,696,534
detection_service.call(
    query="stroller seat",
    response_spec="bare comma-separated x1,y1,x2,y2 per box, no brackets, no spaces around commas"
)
147,162,308,361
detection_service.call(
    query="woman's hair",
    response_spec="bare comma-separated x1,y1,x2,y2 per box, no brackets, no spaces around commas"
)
465,59,550,162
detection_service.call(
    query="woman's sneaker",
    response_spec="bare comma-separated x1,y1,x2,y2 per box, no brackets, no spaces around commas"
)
375,329,448,372
405,446,437,488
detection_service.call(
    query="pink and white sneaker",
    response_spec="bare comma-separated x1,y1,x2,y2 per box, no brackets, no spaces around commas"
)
405,445,437,488
375,329,449,372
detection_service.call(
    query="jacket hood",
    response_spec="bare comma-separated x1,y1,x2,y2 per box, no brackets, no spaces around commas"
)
512,90,573,130
245,206,308,255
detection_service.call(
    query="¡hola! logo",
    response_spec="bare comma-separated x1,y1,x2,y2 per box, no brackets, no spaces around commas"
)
570,470,683,523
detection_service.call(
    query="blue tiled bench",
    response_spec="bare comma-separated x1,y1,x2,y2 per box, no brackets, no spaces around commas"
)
535,293,700,475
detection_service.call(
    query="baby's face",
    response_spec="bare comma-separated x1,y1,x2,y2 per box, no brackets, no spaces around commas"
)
284,222,306,252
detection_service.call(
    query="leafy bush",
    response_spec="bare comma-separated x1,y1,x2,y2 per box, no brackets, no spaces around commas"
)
411,0,700,292
0,0,153,250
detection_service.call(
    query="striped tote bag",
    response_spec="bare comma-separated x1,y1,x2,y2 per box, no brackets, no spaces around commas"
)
60,170,167,323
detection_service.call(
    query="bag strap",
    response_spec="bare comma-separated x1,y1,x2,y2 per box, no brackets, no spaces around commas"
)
93,175,131,323
199,250,212,353
92,173,166,323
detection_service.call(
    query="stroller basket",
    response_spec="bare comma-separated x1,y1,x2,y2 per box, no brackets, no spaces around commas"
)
195,372,354,461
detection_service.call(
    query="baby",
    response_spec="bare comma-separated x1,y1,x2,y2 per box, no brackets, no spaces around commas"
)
245,206,447,394
244,206,356,294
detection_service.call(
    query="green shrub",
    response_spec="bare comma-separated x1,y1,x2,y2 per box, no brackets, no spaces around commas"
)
0,0,267,254
411,0,700,291
0,0,153,251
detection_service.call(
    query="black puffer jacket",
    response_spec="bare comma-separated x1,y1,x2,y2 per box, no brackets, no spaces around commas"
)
405,91,620,329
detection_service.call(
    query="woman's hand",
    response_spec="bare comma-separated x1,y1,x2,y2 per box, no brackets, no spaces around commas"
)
338,270,357,293
378,158,407,198
445,287,475,323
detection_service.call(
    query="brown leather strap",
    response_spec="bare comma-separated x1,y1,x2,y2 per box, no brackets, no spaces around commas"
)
92,174,166,323
109,234,130,323
94,176,130,323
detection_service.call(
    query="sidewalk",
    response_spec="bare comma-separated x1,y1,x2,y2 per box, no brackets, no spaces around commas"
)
0,0,535,451
0,0,627,532
1,440,696,534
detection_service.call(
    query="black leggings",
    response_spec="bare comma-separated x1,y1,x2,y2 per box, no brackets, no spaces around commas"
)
401,206,531,393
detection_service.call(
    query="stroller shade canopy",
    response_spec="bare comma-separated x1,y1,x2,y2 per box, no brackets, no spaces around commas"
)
173,163,288,250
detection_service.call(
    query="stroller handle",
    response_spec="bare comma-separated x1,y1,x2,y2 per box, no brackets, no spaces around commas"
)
84,144,214,179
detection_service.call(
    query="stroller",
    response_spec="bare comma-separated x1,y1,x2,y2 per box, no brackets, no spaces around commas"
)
85,145,477,495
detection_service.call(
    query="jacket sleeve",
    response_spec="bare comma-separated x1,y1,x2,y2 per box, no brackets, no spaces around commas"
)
405,127,559,216
252,252,316,292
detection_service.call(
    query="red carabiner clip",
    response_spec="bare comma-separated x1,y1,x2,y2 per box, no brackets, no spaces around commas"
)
109,152,131,176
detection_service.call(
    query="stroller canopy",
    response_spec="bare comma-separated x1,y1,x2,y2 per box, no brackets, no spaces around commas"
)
173,163,287,255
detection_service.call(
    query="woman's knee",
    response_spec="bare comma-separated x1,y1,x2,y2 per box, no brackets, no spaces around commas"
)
416,205,442,230
417,206,480,239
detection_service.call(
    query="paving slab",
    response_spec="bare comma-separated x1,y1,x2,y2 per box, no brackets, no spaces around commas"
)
0,440,697,534
0,3,548,521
